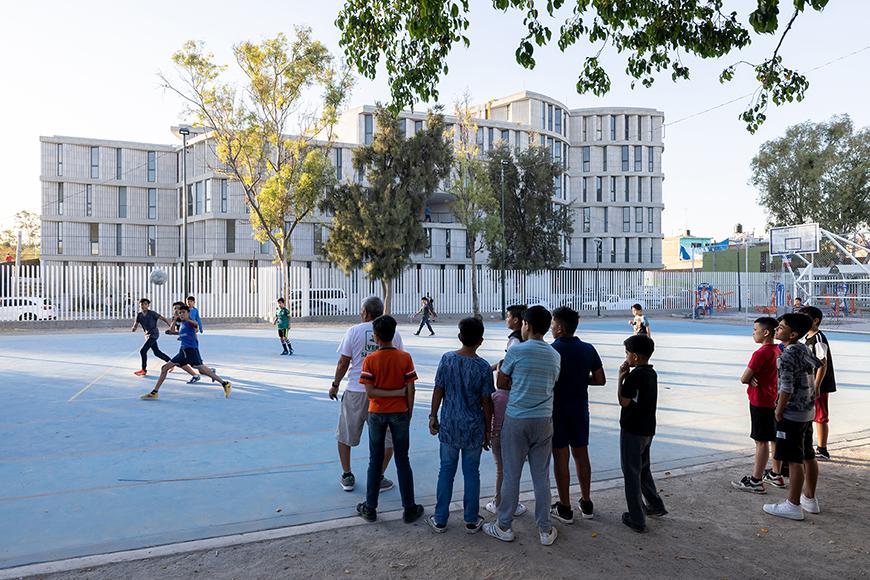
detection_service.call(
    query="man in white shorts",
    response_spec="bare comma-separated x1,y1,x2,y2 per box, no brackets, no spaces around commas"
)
329,296,403,492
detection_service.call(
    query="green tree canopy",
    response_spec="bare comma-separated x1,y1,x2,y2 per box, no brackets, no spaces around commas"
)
322,107,454,312
336,0,831,132
751,114,870,237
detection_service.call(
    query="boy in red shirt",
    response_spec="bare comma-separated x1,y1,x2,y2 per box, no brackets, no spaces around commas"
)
731,317,779,493
355,315,424,524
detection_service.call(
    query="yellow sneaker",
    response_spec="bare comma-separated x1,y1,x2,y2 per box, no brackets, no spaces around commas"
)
222,381,232,398
141,391,159,400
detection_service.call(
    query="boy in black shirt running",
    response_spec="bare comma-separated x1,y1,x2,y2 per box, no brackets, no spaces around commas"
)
131,298,172,376
618,334,666,533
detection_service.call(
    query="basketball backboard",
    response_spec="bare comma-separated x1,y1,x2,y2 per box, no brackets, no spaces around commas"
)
769,223,820,256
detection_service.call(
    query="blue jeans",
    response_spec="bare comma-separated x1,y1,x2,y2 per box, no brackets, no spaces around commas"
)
434,442,482,525
366,412,415,510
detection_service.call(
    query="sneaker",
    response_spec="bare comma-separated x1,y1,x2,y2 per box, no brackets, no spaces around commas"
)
429,332,435,336
550,502,574,524
621,512,647,533
579,499,594,519
465,515,485,534
140,391,159,400
280,350,289,356
134,369,147,377
539,526,558,546
763,500,804,521
403,504,424,523
763,469,786,489
731,475,766,494
485,499,497,514
800,494,821,514
426,514,447,533
356,502,377,522
514,502,528,516
816,447,831,461
340,472,355,492
187,375,201,384
645,505,669,517
288,348,294,355
483,499,525,516
483,522,515,542
222,381,232,398
380,477,394,491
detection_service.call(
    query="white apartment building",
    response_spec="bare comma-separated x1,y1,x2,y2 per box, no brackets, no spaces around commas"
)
40,91,664,270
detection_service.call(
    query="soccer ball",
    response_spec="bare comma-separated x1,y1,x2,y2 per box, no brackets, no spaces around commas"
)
149,269,168,286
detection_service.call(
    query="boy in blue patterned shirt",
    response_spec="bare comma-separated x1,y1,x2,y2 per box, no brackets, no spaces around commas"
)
427,317,494,533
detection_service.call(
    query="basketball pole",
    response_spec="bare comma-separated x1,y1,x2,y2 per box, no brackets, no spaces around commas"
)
180,127,190,298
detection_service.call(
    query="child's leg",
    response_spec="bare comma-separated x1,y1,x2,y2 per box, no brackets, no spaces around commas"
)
620,430,646,527
496,419,525,530
434,443,460,525
492,437,503,506
639,437,665,511
389,413,415,508
752,441,770,480
460,446,483,523
365,413,388,509
139,340,152,370
196,365,225,384
152,362,176,392
572,446,592,501
527,418,554,533
150,340,171,364
803,458,818,499
787,462,805,504
181,364,198,377
815,392,830,448
552,446,571,506
816,422,829,448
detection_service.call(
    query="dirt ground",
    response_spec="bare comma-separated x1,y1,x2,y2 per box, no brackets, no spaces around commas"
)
39,443,870,580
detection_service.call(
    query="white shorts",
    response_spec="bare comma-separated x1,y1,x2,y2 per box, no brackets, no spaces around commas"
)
336,390,393,448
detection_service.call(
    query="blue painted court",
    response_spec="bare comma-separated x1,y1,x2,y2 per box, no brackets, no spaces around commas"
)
1,318,868,568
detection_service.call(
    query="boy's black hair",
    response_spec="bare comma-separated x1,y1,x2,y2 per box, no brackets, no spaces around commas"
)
177,304,190,313
631,303,643,311
800,305,823,324
754,317,777,335
277,297,285,304
778,312,812,339
458,316,485,346
420,296,429,302
372,315,397,343
794,296,803,303
172,301,185,309
139,298,151,305
552,306,579,336
522,305,552,335
506,304,527,319
624,334,655,358
186,296,196,302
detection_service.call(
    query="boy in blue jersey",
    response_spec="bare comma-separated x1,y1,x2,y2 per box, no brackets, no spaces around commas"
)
141,305,230,400
187,296,204,333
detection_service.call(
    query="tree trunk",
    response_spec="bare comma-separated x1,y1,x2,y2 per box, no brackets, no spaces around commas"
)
380,278,392,315
278,253,290,304
470,249,480,318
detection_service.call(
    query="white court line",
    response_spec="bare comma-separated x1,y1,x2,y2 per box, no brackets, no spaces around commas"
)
68,348,140,402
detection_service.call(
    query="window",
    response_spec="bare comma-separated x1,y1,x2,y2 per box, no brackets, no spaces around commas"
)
187,184,193,216
595,176,602,202
116,148,123,180
650,242,654,263
425,228,432,258
220,179,228,213
147,151,156,182
260,239,269,254
608,238,615,263
335,148,343,181
624,115,630,140
90,223,99,256
582,238,588,263
648,146,654,172
57,182,63,215
595,115,602,140
501,129,509,143
582,116,588,141
624,176,630,202
147,188,157,219
415,119,423,134
514,130,521,154
115,223,122,256
147,225,156,257
637,116,643,141
638,238,644,262
204,180,212,213
648,208,654,233
476,127,484,150
547,105,553,131
610,176,617,202
554,174,562,198
602,145,607,171
541,101,546,129
195,181,203,214
582,146,590,172
582,177,588,202
226,220,236,253
623,207,631,232
603,207,609,232
363,114,373,144
90,146,99,179
621,145,629,171
466,231,473,258
635,207,643,232
634,145,642,171
484,127,492,151
313,224,324,254
85,184,93,216
649,118,654,141
625,238,630,263
56,143,63,176
118,186,127,218
610,115,616,140
583,207,591,232
357,166,364,184
555,108,562,134
445,229,452,258
563,143,569,169
57,222,63,255
638,177,644,202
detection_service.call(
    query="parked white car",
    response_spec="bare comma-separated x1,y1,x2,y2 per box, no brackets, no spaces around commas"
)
0,296,57,321
581,294,643,311
288,288,350,317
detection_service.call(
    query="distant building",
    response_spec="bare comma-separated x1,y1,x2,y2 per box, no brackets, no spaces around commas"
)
662,231,714,270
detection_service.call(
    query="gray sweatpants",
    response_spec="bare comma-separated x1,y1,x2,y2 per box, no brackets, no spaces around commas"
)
496,416,553,533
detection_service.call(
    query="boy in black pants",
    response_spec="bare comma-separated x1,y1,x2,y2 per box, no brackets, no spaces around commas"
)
132,298,172,376
618,334,666,533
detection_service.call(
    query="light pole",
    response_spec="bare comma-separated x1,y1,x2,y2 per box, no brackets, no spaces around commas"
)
179,126,190,298
500,159,508,320
592,237,602,317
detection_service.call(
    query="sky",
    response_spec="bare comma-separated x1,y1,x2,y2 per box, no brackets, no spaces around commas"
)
2,0,869,241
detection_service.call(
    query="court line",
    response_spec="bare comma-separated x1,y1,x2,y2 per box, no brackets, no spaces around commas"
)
68,347,140,402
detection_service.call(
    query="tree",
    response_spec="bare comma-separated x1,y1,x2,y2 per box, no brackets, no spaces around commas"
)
161,29,353,297
322,107,453,313
448,95,501,318
336,0,831,132
15,211,40,259
485,144,573,271
751,115,870,236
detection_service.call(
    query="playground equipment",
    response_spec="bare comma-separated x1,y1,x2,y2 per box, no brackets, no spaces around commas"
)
693,283,732,317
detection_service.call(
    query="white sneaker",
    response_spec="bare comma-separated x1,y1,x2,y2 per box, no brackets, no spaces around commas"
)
484,499,527,516
539,526,558,546
800,494,820,514
483,522,515,542
763,500,804,521
485,499,497,514
515,502,528,516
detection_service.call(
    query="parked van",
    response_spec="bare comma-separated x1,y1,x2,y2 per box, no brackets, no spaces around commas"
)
0,296,57,321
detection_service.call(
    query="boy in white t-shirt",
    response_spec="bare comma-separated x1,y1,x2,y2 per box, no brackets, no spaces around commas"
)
629,304,651,338
328,297,403,493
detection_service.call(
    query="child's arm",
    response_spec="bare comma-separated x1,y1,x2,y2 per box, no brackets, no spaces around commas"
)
496,370,512,390
364,385,408,398
406,381,416,418
481,395,493,450
131,319,139,332
159,315,172,326
740,367,755,385
617,361,632,407
774,391,790,422
429,386,444,435
589,367,606,386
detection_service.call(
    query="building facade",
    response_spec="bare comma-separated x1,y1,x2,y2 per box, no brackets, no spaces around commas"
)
40,91,665,270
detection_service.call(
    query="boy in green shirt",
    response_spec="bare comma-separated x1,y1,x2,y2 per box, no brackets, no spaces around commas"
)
274,298,293,355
